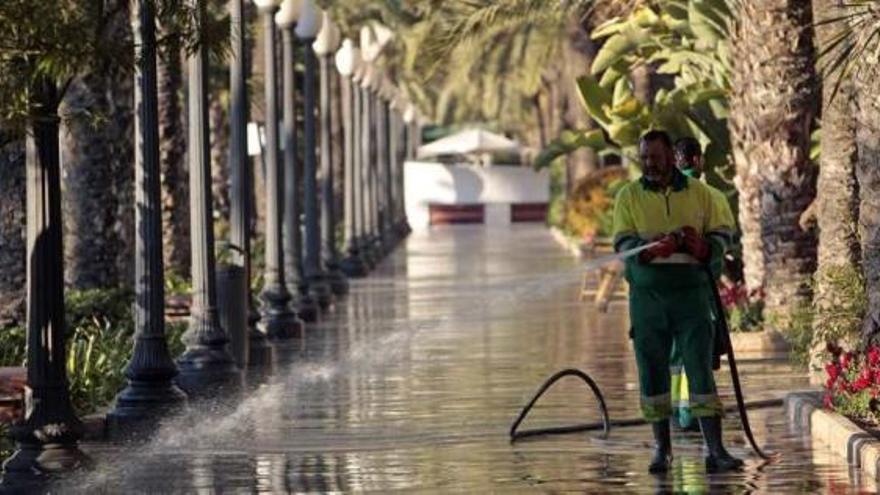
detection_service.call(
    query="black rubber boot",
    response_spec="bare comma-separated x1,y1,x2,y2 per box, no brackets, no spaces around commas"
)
699,416,744,472
648,420,672,473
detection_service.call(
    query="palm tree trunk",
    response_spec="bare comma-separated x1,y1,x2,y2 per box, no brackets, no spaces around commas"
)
728,0,819,326
852,42,880,346
810,0,862,362
0,135,25,327
157,34,190,279
210,94,230,229
562,17,599,182
60,0,134,290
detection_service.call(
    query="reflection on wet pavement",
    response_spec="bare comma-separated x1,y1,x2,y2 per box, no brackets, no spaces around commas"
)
58,225,872,493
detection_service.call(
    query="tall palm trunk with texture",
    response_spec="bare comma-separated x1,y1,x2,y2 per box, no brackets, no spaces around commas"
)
157,35,190,278
851,33,880,346
809,0,862,365
60,0,134,290
728,0,819,326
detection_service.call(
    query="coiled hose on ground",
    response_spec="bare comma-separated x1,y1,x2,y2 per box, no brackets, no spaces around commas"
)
509,266,777,461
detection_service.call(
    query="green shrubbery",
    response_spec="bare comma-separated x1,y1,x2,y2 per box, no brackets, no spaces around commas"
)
0,288,187,458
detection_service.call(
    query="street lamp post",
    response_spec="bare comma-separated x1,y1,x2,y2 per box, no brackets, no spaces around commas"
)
107,0,187,434
336,40,368,277
276,0,320,324
379,83,395,248
314,12,349,296
352,59,374,271
176,0,240,396
0,81,87,492
297,0,334,310
358,69,374,265
372,78,388,254
255,0,304,338
229,0,271,364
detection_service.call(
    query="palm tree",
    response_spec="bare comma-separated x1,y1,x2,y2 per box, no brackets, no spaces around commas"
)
809,0,862,360
60,0,134,290
851,34,880,346
157,22,190,279
727,0,819,326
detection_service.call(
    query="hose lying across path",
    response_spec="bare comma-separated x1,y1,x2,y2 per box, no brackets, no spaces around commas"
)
509,266,777,461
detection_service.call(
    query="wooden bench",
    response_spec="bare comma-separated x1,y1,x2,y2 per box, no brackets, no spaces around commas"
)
0,367,26,425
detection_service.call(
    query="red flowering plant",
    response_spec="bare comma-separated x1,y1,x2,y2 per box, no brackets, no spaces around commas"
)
718,281,765,333
823,342,880,423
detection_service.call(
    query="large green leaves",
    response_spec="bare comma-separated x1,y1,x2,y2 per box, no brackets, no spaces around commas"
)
534,129,608,169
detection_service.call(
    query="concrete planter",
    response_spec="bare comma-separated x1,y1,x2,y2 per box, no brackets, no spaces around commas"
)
786,391,880,479
729,329,790,358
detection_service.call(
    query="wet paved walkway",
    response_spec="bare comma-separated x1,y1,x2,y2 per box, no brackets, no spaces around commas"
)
61,226,872,493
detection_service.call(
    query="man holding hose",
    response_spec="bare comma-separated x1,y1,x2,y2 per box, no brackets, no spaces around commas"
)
612,130,742,473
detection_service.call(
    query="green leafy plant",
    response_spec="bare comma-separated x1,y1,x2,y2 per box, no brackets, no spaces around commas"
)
536,0,735,198
0,289,186,420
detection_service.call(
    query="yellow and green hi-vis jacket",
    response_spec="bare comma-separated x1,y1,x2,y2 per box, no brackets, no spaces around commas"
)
612,169,736,289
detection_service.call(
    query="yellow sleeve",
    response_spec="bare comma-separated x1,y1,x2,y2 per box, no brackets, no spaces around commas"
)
612,186,641,252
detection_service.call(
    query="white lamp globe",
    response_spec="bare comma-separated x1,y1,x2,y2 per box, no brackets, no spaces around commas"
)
403,104,416,124
253,0,282,11
360,25,381,62
335,39,357,77
313,11,341,55
274,0,300,27
294,0,322,39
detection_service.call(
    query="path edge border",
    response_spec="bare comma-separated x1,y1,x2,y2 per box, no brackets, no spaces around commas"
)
785,390,880,478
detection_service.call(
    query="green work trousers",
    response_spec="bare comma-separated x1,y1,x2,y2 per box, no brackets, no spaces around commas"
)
630,285,722,422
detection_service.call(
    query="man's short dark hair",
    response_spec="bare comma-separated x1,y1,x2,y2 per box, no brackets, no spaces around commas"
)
640,130,672,148
674,137,702,158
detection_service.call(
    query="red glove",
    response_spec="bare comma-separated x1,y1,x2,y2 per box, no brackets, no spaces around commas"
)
639,234,678,263
681,226,711,262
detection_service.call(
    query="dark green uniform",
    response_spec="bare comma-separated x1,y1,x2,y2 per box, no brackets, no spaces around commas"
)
670,180,736,428
612,169,734,422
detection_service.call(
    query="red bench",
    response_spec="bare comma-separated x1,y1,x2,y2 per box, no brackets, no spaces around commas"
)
0,367,26,424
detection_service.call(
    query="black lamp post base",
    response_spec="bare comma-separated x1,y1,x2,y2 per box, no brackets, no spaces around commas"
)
325,265,349,295
1,439,90,491
174,347,241,398
258,310,303,341
294,291,320,323
308,277,334,310
340,253,369,278
106,380,187,440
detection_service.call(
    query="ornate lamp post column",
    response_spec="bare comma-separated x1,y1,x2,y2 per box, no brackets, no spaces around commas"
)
254,0,303,337
403,103,417,160
387,91,401,243
352,58,374,270
337,40,368,277
379,83,395,247
0,85,87,490
277,0,319,324
394,98,411,236
107,0,186,434
314,12,349,296
229,0,271,364
358,66,379,264
372,77,388,254
401,103,416,235
297,0,334,310
176,0,240,395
